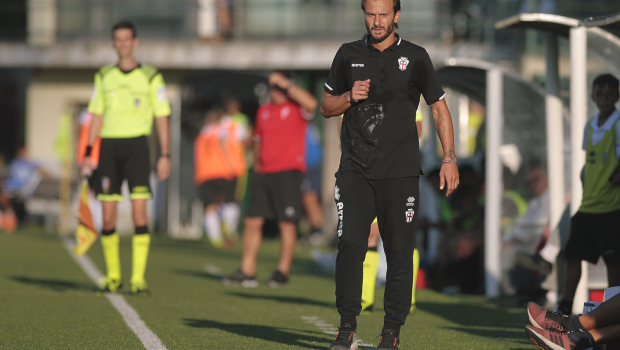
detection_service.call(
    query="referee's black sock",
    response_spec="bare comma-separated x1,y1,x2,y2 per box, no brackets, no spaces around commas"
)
558,299,573,315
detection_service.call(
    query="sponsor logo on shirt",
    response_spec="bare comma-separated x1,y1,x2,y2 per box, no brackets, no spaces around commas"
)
398,56,410,71
135,98,140,107
280,106,290,119
334,185,340,200
405,208,415,223
351,63,364,67
406,196,415,206
337,201,344,237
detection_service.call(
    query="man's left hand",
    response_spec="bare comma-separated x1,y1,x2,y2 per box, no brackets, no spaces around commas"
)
157,156,170,181
439,163,459,196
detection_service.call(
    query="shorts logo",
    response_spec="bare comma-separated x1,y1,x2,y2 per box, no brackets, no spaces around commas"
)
405,209,415,223
337,202,344,237
351,63,364,67
398,56,410,71
334,185,340,201
285,206,296,217
406,196,415,206
102,177,111,194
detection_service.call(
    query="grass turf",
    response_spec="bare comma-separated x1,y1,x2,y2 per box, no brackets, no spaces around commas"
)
0,227,534,349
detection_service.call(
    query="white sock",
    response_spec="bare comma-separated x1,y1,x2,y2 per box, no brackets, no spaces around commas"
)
204,211,222,243
221,203,240,239
539,243,560,264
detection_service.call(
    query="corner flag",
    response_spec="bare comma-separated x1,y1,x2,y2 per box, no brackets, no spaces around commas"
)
75,181,98,256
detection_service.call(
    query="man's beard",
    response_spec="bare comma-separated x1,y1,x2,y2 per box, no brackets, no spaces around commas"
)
366,20,395,43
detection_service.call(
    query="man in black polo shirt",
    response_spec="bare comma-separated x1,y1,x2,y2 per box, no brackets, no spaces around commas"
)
321,0,459,349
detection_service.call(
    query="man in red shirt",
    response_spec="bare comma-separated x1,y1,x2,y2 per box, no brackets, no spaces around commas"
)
223,72,318,287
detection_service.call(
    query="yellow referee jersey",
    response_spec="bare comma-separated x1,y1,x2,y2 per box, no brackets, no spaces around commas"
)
88,64,171,138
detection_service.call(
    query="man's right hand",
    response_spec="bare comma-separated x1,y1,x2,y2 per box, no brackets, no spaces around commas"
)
350,79,370,103
81,157,93,177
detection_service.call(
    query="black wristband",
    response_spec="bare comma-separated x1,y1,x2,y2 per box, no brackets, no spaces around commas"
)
160,154,169,158
85,145,92,157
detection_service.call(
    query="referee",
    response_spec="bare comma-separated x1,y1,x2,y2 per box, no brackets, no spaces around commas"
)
321,1,459,349
81,21,171,295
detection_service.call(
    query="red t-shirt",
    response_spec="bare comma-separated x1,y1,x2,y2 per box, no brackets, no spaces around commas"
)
254,100,309,174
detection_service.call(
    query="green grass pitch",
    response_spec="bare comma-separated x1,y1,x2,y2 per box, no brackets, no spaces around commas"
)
0,227,534,349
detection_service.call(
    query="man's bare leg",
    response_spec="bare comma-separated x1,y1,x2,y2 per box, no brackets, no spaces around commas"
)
240,217,264,276
277,221,297,276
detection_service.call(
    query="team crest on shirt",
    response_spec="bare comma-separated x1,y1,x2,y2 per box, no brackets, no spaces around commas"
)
406,196,415,206
398,57,410,71
405,209,415,223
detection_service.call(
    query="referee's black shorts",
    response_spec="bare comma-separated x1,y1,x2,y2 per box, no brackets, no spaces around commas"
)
246,170,304,222
94,136,151,202
564,210,620,265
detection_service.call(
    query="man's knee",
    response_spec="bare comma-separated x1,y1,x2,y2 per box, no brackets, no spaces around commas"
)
244,217,264,230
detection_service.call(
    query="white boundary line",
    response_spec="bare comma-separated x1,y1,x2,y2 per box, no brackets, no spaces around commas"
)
61,237,168,350
301,316,376,349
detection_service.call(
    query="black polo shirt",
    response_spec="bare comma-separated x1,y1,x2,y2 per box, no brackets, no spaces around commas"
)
324,35,445,179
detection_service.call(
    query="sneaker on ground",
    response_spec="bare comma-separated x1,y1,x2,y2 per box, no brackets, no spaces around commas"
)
525,325,593,350
97,277,123,293
517,252,553,275
377,330,400,350
130,280,150,296
222,269,259,287
267,270,288,287
329,324,358,350
528,302,570,332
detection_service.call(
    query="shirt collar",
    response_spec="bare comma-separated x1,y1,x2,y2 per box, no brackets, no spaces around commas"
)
365,33,401,52
591,109,620,131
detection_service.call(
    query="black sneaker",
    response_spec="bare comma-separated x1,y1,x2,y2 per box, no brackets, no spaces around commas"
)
267,270,288,288
329,324,358,350
516,253,553,275
377,330,400,350
222,269,259,287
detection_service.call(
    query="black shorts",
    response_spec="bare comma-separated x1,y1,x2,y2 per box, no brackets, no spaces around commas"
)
246,170,304,222
564,210,620,265
94,136,151,202
200,178,237,206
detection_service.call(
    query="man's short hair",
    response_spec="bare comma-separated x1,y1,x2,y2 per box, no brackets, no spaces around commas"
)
592,74,619,94
112,21,137,38
360,0,402,15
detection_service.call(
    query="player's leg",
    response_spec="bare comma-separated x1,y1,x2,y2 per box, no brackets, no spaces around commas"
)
130,199,150,295
603,210,620,287
268,170,304,286
221,178,240,242
361,220,380,313
559,212,601,314
374,176,419,336
200,180,224,248
126,136,153,295
95,138,123,292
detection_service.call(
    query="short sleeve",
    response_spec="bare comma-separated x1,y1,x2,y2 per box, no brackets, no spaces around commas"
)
324,46,347,96
149,73,172,118
87,73,105,115
412,49,445,105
